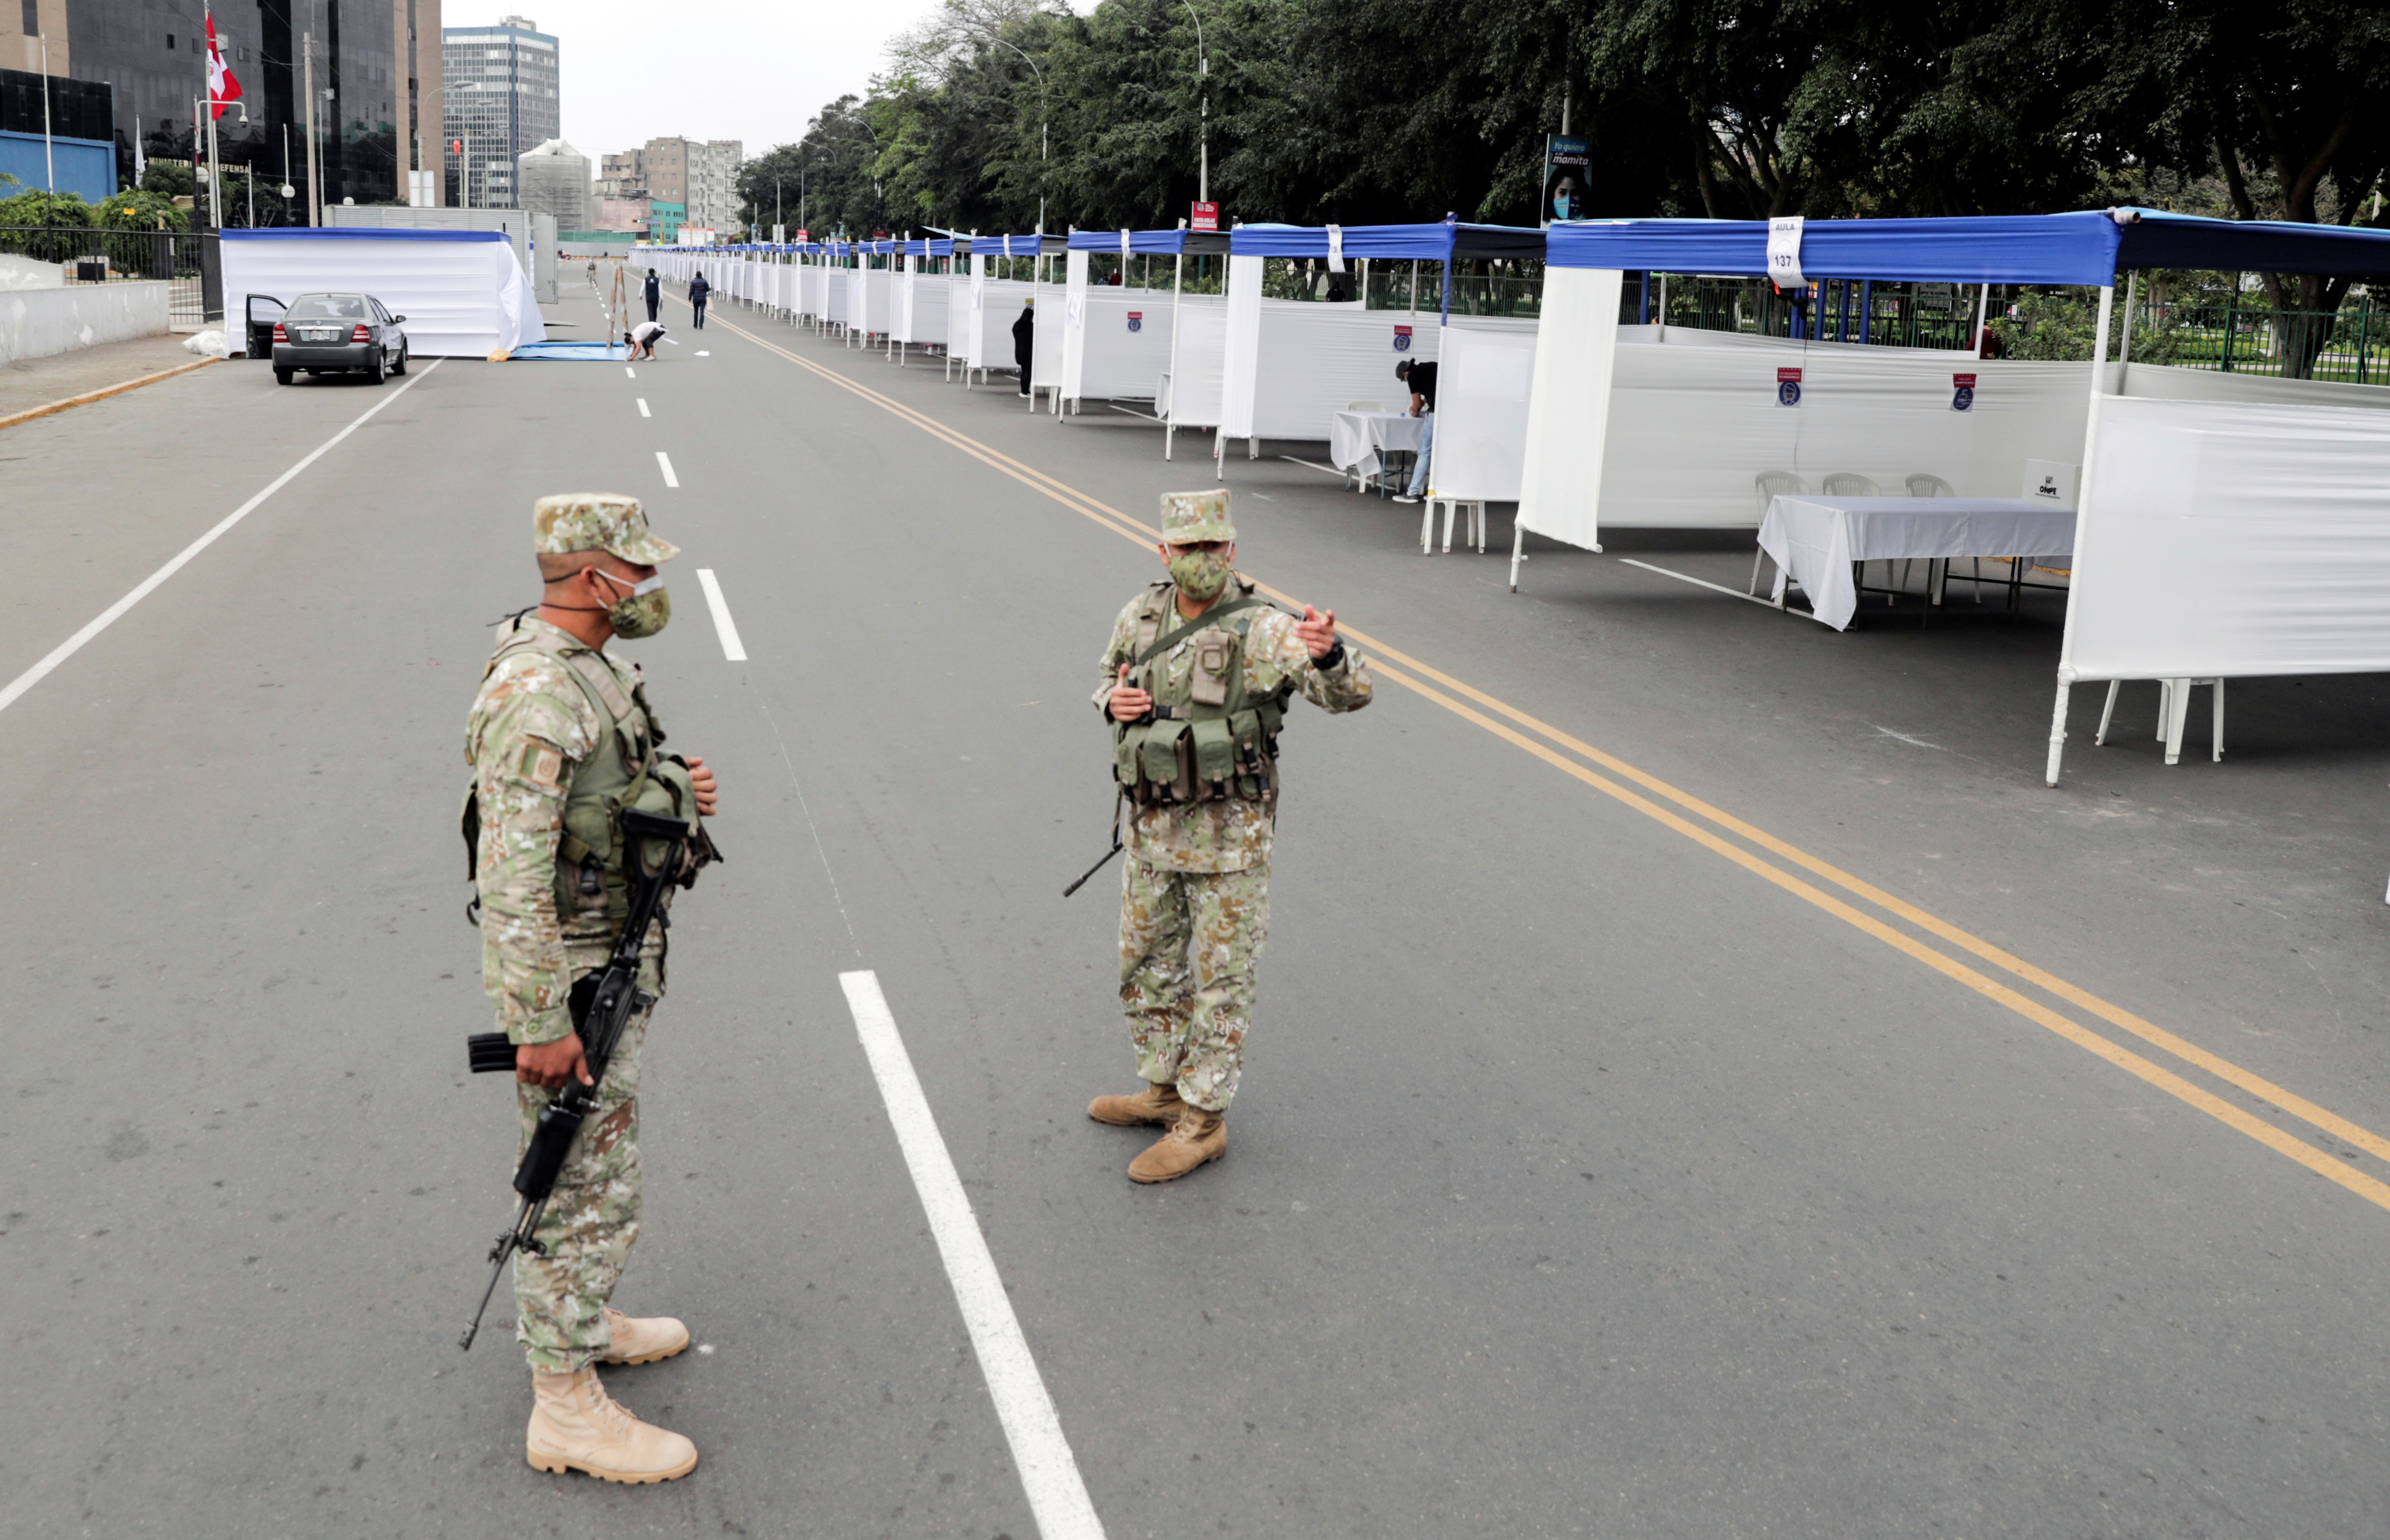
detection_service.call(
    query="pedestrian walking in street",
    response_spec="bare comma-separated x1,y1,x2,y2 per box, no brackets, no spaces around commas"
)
464,494,723,1482
643,267,661,324
1012,298,1035,397
1089,489,1373,1182
689,271,710,330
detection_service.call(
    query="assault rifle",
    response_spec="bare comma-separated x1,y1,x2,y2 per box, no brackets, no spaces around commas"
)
458,807,692,1351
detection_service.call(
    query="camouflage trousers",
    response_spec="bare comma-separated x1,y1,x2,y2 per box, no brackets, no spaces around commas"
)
512,1001,648,1374
1118,857,1270,1112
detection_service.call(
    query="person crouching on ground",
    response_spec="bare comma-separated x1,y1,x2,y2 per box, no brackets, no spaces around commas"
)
1089,489,1372,1182
625,321,666,361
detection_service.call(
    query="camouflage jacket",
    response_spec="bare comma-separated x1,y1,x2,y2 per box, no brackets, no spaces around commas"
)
465,617,665,1045
1093,579,1373,872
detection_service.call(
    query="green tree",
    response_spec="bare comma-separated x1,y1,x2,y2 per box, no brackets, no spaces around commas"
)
0,188,92,227
95,189,190,231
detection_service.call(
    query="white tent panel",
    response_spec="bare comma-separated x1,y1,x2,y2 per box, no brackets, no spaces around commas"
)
945,272,972,356
1059,249,1091,402
1032,271,1063,395
900,266,948,347
1067,285,1175,402
1522,266,2092,547
2064,394,2390,682
1517,266,1623,552
1222,263,1441,441
1430,322,1538,502
222,231,545,358
970,275,1035,371
859,269,893,336
1164,295,1228,430
2119,360,2390,411
825,268,849,327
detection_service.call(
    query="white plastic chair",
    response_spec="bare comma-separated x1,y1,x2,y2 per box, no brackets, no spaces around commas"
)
2097,679,2224,764
1822,472,1880,497
1906,473,1955,497
1751,471,1806,595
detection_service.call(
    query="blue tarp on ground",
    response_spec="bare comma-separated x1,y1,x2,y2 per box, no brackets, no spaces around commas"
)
508,339,627,360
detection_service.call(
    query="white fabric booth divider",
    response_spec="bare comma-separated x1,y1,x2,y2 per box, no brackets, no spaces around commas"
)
858,268,893,339
222,228,546,358
968,273,1034,380
1162,296,1230,457
1518,272,2095,552
1425,318,1539,503
944,269,972,376
1059,258,1176,410
896,261,948,352
1219,283,1440,450
2062,393,2390,685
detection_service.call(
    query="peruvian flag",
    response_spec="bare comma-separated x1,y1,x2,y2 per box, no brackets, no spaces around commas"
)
206,10,243,120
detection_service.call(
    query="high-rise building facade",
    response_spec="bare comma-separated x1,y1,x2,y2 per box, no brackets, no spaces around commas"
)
689,138,740,234
52,0,426,213
440,13,554,209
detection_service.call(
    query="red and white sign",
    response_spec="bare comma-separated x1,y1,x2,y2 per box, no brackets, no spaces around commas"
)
1393,324,1414,353
1776,365,1803,407
1952,373,1977,387
1777,367,1803,382
1190,201,1220,233
794,228,810,244
205,10,243,120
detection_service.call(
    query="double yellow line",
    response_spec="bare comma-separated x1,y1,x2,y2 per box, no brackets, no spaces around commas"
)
707,304,2390,1214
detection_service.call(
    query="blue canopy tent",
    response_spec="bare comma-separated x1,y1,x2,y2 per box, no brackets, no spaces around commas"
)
1525,208,2390,783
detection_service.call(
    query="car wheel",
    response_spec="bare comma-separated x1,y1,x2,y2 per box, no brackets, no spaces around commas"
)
274,368,294,385
391,343,408,376
368,349,387,384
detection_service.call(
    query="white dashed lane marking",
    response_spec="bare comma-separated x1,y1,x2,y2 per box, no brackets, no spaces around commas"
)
655,450,678,488
695,569,746,662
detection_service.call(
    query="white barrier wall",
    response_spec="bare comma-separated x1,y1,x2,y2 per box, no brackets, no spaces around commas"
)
1221,255,1441,441
2065,390,2390,683
970,273,1035,373
945,272,972,357
0,280,169,364
1063,281,1176,404
1520,265,2094,547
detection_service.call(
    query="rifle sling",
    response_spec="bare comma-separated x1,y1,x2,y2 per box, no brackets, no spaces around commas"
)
1130,596,1278,670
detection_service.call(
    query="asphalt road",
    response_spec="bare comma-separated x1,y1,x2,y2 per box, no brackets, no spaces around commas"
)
7,279,2390,1539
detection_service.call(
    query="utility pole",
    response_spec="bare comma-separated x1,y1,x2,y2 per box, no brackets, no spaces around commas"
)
1178,1,1206,204
38,30,53,193
303,33,321,225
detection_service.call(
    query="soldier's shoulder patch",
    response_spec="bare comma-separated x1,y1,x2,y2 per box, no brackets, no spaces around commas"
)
517,741,567,793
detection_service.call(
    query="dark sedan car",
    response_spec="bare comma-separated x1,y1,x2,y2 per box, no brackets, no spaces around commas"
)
270,292,410,384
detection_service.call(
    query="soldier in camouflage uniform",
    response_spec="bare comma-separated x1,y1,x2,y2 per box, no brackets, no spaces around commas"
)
465,493,718,1484
1091,489,1372,1182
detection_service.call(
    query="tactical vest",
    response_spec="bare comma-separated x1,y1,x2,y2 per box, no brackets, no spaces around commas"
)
1111,579,1292,808
465,617,708,925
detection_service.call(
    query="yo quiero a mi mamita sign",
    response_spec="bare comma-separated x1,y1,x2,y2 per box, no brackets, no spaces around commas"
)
1191,201,1220,232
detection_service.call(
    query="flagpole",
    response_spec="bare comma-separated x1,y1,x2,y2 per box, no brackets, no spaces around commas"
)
39,31,53,193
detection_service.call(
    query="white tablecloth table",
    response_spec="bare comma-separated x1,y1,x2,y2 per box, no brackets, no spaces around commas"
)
1759,496,2078,631
1328,410,1427,486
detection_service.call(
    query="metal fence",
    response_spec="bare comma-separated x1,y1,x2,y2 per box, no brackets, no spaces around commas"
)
2134,296,2390,385
0,226,220,328
1634,276,1978,350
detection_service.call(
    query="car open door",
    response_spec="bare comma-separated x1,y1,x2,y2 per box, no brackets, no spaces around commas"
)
245,294,286,359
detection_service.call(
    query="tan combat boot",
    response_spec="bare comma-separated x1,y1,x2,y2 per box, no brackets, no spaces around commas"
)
525,1367,699,1483
1088,1079,1185,1127
1127,1105,1226,1183
599,1307,690,1365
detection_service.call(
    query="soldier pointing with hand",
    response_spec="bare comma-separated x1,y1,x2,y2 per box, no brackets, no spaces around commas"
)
1089,489,1372,1182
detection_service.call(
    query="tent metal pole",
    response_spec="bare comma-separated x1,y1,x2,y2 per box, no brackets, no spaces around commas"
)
2118,272,2138,369
1509,518,1525,593
1165,248,1184,460
1973,282,1990,354
2045,281,2117,787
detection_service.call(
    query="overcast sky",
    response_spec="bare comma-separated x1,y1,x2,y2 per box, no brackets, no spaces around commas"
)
443,0,950,165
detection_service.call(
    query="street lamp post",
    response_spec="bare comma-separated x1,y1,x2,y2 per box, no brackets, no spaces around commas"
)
982,35,1049,237
39,29,54,193
1177,0,1207,204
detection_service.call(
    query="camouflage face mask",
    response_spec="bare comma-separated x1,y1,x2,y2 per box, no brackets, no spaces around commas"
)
1168,548,1233,603
595,569,673,639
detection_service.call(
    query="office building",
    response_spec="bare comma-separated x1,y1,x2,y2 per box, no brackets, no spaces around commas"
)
43,0,427,212
689,137,739,234
515,136,590,229
440,13,554,209
601,136,741,236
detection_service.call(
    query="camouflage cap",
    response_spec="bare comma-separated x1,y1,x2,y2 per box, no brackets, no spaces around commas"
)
1159,488,1235,544
532,493,680,565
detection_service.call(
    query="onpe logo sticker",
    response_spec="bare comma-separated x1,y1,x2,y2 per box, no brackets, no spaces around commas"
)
1952,372,1977,412
1777,366,1803,407
1127,311,1143,332
1393,325,1413,352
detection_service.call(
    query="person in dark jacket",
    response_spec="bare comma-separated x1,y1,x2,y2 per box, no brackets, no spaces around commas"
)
1012,298,1036,397
689,271,710,329
643,268,662,324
